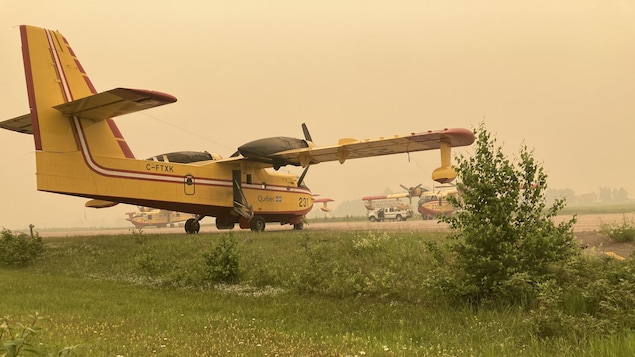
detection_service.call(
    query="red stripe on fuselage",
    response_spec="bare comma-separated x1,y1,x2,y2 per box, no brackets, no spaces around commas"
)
48,28,134,159
20,26,41,151
107,119,135,158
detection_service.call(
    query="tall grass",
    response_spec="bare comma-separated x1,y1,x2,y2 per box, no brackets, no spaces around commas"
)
600,216,635,242
2,230,635,356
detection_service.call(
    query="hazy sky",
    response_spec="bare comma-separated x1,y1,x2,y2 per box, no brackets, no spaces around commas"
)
1,1,634,229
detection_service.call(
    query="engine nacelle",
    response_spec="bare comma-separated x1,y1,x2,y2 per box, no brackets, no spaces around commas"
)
237,137,309,158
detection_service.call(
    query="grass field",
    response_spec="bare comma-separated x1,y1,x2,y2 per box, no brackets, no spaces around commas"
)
2,229,635,356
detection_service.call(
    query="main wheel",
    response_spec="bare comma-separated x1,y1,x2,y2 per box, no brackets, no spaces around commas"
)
249,216,266,232
293,222,304,230
396,215,403,221
369,216,376,222
184,218,200,234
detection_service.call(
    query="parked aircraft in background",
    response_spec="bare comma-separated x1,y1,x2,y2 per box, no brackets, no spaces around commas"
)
125,207,195,228
0,25,475,233
418,184,459,219
312,196,334,212
361,183,425,210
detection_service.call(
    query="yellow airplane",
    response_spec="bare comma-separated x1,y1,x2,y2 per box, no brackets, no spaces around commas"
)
0,25,474,233
361,184,424,210
125,207,195,229
418,184,459,219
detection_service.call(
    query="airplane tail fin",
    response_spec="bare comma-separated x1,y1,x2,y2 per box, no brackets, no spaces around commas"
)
14,25,176,198
20,25,138,158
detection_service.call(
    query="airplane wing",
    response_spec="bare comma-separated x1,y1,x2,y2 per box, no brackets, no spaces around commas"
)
270,128,473,167
0,114,33,134
1,88,176,134
54,88,177,121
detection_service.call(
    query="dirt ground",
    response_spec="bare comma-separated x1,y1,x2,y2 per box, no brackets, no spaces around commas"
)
40,212,635,259
556,213,635,259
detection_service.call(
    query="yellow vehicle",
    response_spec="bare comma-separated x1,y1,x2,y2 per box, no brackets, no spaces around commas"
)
0,25,474,233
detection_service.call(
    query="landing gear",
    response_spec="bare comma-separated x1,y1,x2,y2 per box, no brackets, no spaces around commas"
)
249,216,266,232
293,222,304,230
185,216,203,234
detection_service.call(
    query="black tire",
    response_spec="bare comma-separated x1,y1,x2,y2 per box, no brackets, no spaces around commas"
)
249,216,266,232
396,215,403,221
293,222,304,230
184,218,200,234
369,216,376,222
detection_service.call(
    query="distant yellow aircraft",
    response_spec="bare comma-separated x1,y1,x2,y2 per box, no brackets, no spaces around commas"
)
312,196,334,213
361,184,424,210
418,185,459,219
0,25,474,233
126,207,195,229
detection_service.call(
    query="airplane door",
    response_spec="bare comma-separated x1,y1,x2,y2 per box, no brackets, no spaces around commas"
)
184,174,195,195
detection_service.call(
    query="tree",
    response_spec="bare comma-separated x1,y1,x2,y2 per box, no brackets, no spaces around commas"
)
613,187,629,203
441,123,578,303
599,186,613,203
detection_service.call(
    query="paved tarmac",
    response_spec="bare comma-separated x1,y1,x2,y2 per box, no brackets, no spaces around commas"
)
38,212,635,237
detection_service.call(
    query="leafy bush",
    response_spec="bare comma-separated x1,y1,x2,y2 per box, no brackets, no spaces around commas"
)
437,123,578,305
600,216,635,242
203,234,240,284
0,312,79,356
523,254,635,340
0,228,45,267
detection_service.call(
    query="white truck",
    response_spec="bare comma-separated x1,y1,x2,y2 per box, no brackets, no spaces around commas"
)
368,206,414,222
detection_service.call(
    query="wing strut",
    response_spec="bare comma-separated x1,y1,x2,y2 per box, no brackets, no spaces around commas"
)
232,170,254,220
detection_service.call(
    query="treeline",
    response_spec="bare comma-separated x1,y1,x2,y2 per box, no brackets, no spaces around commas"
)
547,187,631,206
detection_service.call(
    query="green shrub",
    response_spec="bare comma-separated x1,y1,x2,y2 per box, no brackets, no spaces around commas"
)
438,123,578,305
523,254,635,340
203,234,240,284
0,228,45,267
600,216,635,242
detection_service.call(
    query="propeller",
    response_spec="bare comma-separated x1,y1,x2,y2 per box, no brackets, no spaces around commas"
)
297,123,313,187
400,184,425,204
302,122,313,143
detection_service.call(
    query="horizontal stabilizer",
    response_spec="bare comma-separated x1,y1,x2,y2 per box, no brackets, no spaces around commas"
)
54,88,177,121
85,199,119,208
0,114,33,134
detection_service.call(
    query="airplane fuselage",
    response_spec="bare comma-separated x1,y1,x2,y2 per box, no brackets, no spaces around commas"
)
35,117,313,228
